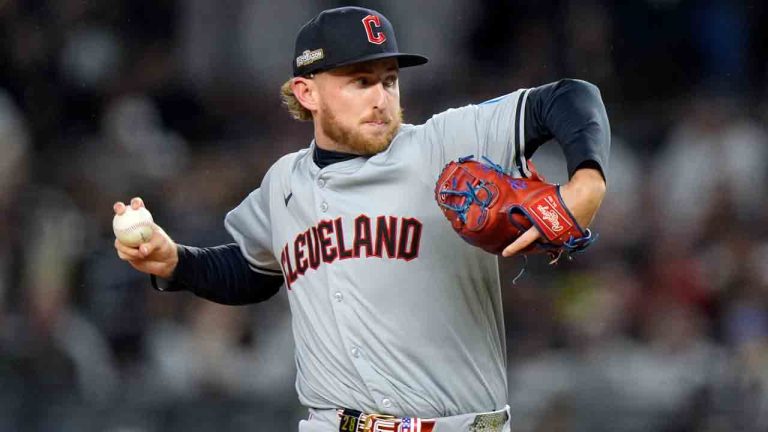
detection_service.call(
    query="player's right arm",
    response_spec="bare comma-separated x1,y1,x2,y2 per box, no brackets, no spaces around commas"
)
113,197,283,305
113,197,178,278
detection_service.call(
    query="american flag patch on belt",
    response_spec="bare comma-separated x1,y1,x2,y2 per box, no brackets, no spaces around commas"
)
399,417,417,432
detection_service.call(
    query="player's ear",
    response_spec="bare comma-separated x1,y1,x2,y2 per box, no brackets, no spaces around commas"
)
291,76,319,112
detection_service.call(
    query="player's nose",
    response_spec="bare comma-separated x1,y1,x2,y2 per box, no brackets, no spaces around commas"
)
370,82,389,110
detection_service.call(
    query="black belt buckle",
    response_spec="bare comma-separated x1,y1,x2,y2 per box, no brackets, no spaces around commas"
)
339,408,363,432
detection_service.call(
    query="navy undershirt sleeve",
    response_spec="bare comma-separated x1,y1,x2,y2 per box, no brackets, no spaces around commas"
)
150,243,282,305
523,79,610,179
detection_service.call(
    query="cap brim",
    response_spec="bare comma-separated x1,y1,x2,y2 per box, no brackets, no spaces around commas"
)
393,53,430,68
305,52,428,75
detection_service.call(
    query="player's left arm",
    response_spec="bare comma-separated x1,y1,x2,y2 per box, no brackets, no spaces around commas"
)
503,79,610,257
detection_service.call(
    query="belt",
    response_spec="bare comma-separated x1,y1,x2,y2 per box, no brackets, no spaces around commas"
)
335,406,509,432
337,408,435,432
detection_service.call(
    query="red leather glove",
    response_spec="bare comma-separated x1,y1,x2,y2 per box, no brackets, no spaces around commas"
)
434,155,595,261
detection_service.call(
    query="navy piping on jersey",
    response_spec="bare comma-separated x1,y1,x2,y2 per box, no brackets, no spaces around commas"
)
514,89,530,178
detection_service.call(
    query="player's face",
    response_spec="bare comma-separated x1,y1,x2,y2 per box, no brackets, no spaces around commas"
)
314,58,402,155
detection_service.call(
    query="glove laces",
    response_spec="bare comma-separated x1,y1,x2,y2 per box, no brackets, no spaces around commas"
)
438,155,503,223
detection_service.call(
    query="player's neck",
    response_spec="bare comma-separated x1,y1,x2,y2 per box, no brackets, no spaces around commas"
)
313,145,359,168
314,132,361,155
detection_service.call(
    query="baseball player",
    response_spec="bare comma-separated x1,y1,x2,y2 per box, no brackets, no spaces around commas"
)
114,6,609,432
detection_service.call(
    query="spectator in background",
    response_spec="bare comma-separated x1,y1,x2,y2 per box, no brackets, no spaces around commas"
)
0,89,30,307
508,260,643,432
71,93,190,386
0,187,119,430
652,94,768,247
143,295,295,403
0,88,31,430
704,235,768,430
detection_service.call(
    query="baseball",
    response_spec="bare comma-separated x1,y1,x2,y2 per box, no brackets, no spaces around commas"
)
113,206,154,247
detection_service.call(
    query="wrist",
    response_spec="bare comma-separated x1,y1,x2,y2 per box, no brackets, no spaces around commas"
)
155,242,179,280
560,168,606,228
565,168,606,196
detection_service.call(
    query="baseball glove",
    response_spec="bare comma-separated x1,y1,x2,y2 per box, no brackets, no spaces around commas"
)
434,155,595,262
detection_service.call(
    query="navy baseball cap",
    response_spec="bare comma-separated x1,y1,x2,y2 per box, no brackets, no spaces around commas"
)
292,6,429,77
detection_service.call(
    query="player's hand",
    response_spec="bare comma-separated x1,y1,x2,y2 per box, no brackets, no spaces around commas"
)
113,197,179,279
502,167,606,257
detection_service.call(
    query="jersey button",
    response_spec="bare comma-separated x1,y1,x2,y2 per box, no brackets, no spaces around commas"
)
382,398,392,408
320,202,328,212
318,178,326,188
333,292,343,302
351,346,360,358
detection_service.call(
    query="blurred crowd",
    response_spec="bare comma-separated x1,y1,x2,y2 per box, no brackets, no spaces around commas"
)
1,0,767,431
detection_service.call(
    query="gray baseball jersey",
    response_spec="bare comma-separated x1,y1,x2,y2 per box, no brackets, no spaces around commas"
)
225,89,530,418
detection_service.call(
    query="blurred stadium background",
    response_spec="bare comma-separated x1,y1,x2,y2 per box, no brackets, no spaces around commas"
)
1,0,768,430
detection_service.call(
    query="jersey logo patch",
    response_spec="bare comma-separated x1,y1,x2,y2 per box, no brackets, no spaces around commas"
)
284,192,293,207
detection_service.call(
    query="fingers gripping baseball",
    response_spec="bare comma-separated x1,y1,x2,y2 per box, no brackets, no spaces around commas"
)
113,197,179,279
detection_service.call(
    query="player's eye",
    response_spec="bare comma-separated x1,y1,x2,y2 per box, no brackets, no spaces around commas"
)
355,77,370,86
383,76,397,88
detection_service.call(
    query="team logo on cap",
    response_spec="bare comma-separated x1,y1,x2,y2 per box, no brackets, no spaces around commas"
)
296,48,325,68
362,15,386,45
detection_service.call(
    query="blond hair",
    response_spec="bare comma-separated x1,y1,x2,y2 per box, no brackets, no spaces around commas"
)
280,78,313,121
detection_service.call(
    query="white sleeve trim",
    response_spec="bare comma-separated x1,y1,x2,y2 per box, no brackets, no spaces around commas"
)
516,89,532,177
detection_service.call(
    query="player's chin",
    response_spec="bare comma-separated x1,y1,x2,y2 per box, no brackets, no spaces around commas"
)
352,136,389,155
353,123,398,155
361,140,391,155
